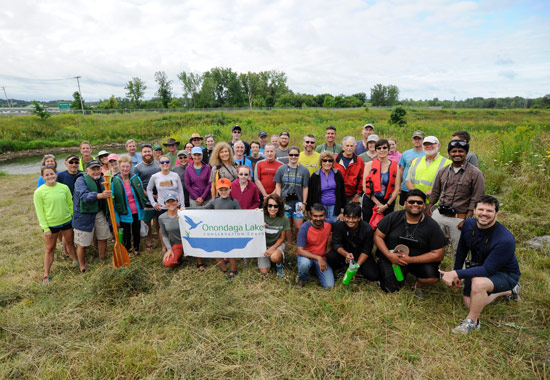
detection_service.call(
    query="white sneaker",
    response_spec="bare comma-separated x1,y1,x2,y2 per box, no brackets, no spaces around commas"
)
505,283,522,302
452,318,480,335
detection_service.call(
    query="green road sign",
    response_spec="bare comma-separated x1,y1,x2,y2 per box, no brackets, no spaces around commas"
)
59,102,71,109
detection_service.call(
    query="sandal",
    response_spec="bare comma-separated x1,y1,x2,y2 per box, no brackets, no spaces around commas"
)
227,270,238,280
197,263,207,272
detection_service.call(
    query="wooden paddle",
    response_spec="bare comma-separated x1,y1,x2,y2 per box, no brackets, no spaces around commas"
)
102,175,130,268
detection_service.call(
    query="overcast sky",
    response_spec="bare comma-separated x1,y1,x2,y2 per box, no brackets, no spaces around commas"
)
1,0,549,102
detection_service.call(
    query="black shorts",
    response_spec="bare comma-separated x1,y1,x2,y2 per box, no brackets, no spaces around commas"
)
377,253,440,293
47,221,72,234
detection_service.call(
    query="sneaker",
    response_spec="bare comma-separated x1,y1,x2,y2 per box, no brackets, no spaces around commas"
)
413,287,425,299
452,318,480,335
41,276,51,286
295,278,306,288
505,283,522,302
276,264,285,278
242,258,249,266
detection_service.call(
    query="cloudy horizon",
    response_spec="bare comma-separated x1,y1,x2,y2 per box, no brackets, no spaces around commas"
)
1,0,549,102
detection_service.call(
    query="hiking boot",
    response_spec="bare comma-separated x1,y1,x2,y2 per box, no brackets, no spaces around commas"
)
276,264,285,278
505,283,522,302
452,318,480,335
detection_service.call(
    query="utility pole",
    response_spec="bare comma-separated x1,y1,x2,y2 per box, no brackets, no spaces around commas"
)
2,87,11,108
75,76,85,115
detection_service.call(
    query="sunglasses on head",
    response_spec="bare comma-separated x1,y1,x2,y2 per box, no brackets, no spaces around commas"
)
159,160,170,164
449,140,468,148
407,199,424,205
267,204,279,209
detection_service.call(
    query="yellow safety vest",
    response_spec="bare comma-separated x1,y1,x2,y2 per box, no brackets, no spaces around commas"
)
410,154,451,197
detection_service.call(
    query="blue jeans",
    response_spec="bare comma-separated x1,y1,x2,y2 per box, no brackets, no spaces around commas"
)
297,255,335,288
324,204,337,224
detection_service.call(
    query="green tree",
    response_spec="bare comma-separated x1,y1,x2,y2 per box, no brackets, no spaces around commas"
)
370,84,399,106
125,77,147,107
31,101,50,119
323,95,336,108
239,72,261,108
154,71,173,108
70,91,85,110
177,71,202,107
389,106,407,126
168,98,182,108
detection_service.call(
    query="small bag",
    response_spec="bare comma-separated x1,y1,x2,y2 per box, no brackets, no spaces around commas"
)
369,205,384,229
163,243,183,267
140,221,149,237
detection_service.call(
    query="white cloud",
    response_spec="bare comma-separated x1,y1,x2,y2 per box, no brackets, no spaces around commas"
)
0,0,548,101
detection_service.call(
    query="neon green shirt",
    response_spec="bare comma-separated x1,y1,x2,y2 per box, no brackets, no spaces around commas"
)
33,183,73,232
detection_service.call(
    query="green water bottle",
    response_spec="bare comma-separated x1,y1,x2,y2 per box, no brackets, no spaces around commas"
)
118,228,124,243
392,264,404,281
342,260,360,285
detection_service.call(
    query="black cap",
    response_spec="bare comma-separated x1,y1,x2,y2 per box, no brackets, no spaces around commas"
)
86,160,101,169
232,124,242,132
258,131,268,138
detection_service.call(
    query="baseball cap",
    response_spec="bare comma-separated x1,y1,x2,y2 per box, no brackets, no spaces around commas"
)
412,130,425,139
232,124,242,132
153,144,163,151
217,178,232,189
177,150,189,157
363,123,375,130
164,193,178,203
280,131,290,137
107,153,119,161
258,131,268,138
65,154,79,161
97,150,109,157
86,160,101,169
367,134,379,143
423,136,439,144
191,147,203,155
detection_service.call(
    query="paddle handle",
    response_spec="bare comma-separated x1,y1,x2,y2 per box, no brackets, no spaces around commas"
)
102,175,119,239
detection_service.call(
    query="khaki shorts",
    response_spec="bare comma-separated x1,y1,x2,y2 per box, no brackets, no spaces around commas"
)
258,242,286,269
74,211,112,247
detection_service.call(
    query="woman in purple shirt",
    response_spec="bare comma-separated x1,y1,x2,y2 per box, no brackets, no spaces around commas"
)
185,147,212,207
306,152,346,223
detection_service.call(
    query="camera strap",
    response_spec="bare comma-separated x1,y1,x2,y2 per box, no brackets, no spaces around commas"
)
468,223,496,264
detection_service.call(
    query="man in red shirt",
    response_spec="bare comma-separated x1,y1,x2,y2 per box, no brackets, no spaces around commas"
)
255,144,283,201
296,203,334,288
333,136,364,204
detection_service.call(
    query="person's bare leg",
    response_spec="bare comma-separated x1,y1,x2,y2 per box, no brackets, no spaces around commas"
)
415,278,439,288
43,233,58,277
77,245,87,271
466,277,494,322
216,258,227,272
62,229,77,262
97,239,107,261
286,217,294,243
229,258,237,272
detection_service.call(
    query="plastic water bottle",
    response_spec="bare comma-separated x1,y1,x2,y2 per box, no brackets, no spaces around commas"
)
392,264,404,281
118,228,124,243
342,260,360,285
295,202,304,218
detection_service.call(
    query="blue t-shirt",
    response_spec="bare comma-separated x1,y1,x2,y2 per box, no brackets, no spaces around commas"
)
57,170,82,194
398,149,425,191
130,153,142,169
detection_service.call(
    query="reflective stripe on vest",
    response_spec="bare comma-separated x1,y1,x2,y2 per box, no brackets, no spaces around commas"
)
410,155,450,193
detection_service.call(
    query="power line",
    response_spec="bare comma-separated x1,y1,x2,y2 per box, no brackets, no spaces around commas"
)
0,74,75,82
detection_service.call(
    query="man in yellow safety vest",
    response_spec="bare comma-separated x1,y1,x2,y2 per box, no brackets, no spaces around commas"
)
405,136,451,205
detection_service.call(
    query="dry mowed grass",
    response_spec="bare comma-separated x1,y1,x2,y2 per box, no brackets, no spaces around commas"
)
1,171,549,379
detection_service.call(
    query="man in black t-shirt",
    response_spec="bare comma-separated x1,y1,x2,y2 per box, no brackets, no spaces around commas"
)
374,189,446,294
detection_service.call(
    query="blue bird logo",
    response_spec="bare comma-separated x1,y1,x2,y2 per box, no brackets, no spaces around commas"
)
184,215,203,230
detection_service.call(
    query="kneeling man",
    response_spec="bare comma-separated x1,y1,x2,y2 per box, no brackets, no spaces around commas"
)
440,195,521,334
296,203,334,289
374,189,446,294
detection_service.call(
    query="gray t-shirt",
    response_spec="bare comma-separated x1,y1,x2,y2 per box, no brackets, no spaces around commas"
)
276,147,289,165
134,161,160,189
158,212,181,248
466,151,479,167
202,196,242,210
273,164,310,207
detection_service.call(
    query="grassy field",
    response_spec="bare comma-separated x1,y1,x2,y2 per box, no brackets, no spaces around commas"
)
1,109,549,379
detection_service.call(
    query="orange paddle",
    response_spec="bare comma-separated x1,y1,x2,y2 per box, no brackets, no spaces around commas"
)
102,175,130,268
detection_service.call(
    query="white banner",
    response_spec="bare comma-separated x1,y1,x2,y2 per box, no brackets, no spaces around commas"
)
178,209,267,258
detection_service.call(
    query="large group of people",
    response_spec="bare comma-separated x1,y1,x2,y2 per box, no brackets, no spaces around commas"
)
33,124,521,335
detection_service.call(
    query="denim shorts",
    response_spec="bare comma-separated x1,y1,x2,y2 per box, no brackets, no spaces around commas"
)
463,271,520,297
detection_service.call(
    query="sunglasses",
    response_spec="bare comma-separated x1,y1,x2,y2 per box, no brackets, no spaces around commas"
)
159,160,171,164
322,159,334,163
238,173,249,176
178,155,188,159
376,146,389,150
407,200,424,205
233,130,241,134
305,141,315,145
288,153,299,157
68,160,79,164
267,204,279,209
